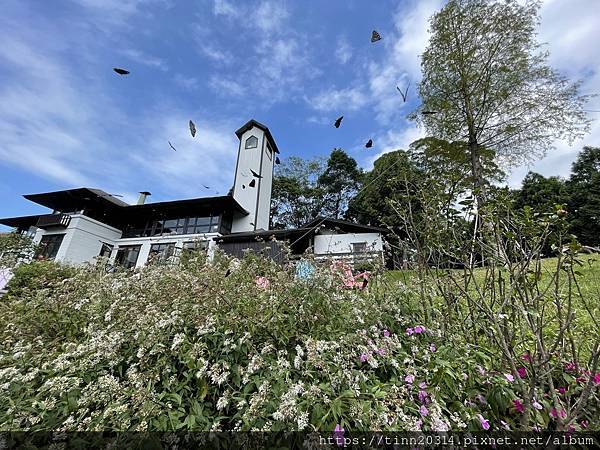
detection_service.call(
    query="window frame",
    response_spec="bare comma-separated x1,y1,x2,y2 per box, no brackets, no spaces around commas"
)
115,245,141,269
36,234,65,260
351,242,368,253
245,135,258,149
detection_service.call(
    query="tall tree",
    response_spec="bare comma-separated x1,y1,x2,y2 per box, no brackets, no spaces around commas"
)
567,146,600,246
270,156,325,229
317,149,362,220
513,172,568,213
416,0,591,210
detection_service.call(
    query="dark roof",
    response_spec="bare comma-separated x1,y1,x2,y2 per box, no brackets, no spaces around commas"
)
302,217,388,233
24,187,129,210
123,195,248,216
216,217,386,243
235,119,280,154
0,214,43,229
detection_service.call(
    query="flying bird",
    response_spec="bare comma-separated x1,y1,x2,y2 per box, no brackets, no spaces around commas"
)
334,116,344,128
249,179,256,188
397,82,410,102
365,139,373,148
189,120,197,137
371,30,381,43
250,169,263,179
275,156,281,165
168,141,177,151
113,68,130,75
202,184,210,189
421,110,439,115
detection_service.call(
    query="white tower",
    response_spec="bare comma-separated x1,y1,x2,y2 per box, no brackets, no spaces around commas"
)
230,120,279,233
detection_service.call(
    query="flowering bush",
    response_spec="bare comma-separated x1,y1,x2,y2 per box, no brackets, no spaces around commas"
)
0,252,598,432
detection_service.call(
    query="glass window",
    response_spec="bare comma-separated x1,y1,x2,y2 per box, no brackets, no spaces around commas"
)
352,242,367,253
36,234,65,260
148,243,176,265
266,143,273,161
183,240,208,251
115,245,141,269
245,135,258,149
99,243,113,258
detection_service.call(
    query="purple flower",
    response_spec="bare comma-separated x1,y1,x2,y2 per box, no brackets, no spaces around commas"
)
521,352,532,362
383,329,390,337
405,374,415,384
550,408,566,419
419,405,429,417
504,373,515,382
513,399,525,414
414,326,425,334
405,327,414,336
376,348,386,356
360,353,369,363
500,420,511,430
462,373,468,381
429,343,436,352
418,381,427,389
593,373,600,385
517,367,527,378
477,414,490,430
418,390,428,404
581,420,589,429
532,401,543,410
557,386,566,394
333,424,345,447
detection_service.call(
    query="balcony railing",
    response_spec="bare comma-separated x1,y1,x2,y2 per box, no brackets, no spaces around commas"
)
35,214,71,229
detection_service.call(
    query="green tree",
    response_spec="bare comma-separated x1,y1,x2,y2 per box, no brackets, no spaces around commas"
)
416,0,591,210
270,156,325,229
567,146,600,246
317,149,362,220
513,172,568,213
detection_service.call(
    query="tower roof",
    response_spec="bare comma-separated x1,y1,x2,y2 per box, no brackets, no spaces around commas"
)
234,119,280,154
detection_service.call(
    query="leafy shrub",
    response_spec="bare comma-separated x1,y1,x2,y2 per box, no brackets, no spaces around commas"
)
0,252,597,432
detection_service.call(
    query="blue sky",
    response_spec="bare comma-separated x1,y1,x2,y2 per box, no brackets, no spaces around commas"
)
1,0,599,227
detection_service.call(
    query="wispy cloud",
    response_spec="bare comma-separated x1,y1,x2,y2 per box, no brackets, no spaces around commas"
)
306,87,368,112
119,48,168,71
335,36,353,65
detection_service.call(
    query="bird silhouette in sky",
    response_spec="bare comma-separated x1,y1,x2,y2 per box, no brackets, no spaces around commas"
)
168,141,177,151
334,116,343,128
397,82,410,102
113,68,130,75
275,156,281,165
365,139,373,148
371,30,381,43
189,120,196,137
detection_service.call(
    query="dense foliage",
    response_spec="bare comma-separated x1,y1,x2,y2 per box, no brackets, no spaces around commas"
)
0,246,598,432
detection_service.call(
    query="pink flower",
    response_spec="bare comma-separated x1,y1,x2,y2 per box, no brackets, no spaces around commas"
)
405,374,415,384
333,424,345,447
255,276,270,289
521,352,532,362
405,327,414,336
581,420,589,429
429,343,436,352
532,401,543,410
414,326,425,334
564,361,577,372
593,373,600,385
550,408,566,419
383,329,390,337
557,386,566,394
576,376,587,384
505,373,515,382
477,414,490,430
419,405,429,417
513,399,525,413
359,353,369,363
517,367,527,378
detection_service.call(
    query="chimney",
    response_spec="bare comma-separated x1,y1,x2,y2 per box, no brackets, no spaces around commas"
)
137,191,151,205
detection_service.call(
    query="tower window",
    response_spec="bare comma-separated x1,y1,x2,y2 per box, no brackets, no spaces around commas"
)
245,136,258,149
266,142,273,161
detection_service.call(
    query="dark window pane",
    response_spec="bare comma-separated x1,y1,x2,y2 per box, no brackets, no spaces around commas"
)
115,245,141,269
99,243,113,257
36,234,65,260
245,136,258,149
148,243,176,265
196,217,210,226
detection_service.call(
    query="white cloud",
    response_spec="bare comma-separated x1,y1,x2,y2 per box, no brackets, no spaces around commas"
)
209,76,245,97
213,0,238,18
306,87,368,112
254,0,290,33
173,74,200,90
335,36,353,65
118,48,168,71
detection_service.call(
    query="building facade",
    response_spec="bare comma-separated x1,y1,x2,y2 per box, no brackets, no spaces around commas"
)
1,120,385,268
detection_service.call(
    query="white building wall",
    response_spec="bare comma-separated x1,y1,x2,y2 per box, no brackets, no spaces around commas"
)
313,232,383,255
231,126,274,232
35,215,122,265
